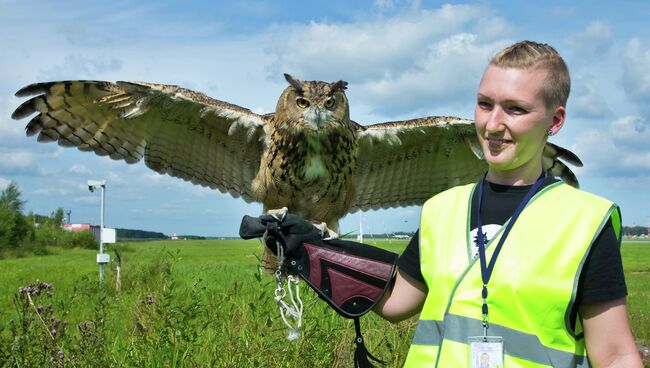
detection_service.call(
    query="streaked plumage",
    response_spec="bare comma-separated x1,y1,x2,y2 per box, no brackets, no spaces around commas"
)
11,74,582,232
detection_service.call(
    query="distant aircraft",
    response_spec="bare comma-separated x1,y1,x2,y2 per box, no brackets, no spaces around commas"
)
392,234,411,239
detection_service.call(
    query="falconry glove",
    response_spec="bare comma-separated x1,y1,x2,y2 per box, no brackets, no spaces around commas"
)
240,212,398,368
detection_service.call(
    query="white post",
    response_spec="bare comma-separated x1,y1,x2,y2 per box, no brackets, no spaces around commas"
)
359,211,363,244
99,184,105,285
89,180,108,286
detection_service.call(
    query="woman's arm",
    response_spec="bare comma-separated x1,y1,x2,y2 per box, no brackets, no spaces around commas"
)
374,269,427,323
581,298,643,367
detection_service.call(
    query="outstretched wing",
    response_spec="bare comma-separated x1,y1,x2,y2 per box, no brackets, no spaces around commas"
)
350,116,482,212
12,81,269,201
350,116,582,212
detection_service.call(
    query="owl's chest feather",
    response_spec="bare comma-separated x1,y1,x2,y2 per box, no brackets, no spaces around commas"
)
303,155,326,180
252,125,358,215
268,128,356,187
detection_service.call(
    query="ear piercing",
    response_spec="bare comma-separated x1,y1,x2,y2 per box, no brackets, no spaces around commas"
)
546,128,553,136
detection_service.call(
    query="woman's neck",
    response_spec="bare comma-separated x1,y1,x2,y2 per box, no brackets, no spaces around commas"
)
486,165,544,186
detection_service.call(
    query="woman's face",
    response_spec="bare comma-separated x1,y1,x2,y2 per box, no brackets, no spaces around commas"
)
474,65,565,184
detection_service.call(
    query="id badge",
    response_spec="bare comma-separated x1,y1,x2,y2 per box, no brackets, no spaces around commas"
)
468,336,504,368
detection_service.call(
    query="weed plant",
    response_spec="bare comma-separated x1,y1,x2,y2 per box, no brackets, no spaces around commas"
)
0,239,647,367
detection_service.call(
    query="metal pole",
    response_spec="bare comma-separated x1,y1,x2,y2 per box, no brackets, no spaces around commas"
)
99,185,105,285
89,179,108,287
359,211,363,244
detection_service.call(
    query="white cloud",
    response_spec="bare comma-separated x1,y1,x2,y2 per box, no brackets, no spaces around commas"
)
0,121,26,148
357,33,505,116
0,150,38,170
571,115,650,177
68,164,92,175
268,4,493,81
32,187,73,196
270,20,414,82
610,115,650,144
105,171,127,186
0,177,10,191
73,196,100,205
473,15,514,42
139,172,168,185
0,144,67,176
37,54,123,80
0,94,37,149
374,0,399,11
267,4,510,116
570,74,610,119
566,21,612,62
620,38,650,115
607,175,650,190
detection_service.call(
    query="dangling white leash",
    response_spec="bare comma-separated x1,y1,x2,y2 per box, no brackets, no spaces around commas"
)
273,243,303,340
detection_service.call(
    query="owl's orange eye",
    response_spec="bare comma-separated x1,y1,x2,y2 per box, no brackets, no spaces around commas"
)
324,98,335,108
296,98,310,109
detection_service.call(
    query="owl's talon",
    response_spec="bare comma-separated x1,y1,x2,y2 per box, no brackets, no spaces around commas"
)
266,207,288,221
312,221,338,239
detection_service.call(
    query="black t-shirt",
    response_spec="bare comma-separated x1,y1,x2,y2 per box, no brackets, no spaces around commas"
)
398,177,627,326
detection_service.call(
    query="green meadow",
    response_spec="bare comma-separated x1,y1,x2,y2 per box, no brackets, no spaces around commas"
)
0,239,648,367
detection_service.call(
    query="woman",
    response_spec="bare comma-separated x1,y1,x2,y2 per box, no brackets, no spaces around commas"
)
375,41,642,367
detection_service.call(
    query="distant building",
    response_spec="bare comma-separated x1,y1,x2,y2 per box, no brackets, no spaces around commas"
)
63,223,101,241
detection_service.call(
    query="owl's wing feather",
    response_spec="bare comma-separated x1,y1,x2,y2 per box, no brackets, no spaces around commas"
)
541,142,582,188
351,116,482,212
351,116,581,212
12,80,269,202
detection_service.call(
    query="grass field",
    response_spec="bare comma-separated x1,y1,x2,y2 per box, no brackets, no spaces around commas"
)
0,239,648,367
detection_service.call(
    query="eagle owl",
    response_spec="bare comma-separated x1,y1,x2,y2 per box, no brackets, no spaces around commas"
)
11,74,581,233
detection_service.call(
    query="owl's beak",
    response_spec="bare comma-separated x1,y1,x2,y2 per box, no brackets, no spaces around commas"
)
305,107,325,130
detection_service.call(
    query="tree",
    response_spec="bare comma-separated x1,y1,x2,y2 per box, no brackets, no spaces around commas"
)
622,226,648,236
0,182,26,214
0,183,32,251
50,207,65,227
0,202,32,251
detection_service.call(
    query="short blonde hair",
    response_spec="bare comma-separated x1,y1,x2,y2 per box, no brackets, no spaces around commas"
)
490,40,570,109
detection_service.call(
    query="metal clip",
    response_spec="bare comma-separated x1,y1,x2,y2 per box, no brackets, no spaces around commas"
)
482,315,489,340
271,246,303,341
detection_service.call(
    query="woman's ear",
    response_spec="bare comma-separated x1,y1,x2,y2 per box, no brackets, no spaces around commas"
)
548,105,566,136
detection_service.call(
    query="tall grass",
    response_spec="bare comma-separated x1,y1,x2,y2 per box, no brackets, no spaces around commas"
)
622,241,650,348
0,239,413,367
0,239,647,367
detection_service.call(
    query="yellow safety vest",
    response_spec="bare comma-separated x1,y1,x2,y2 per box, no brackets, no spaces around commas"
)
403,181,621,367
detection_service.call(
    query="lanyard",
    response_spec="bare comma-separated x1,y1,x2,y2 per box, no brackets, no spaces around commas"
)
476,171,545,336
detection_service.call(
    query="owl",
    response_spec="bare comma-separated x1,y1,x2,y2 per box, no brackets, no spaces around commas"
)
11,74,581,233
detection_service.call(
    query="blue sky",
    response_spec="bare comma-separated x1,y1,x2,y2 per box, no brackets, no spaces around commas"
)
1,0,649,237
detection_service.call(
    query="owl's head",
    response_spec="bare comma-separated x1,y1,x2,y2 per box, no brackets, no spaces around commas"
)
275,74,350,131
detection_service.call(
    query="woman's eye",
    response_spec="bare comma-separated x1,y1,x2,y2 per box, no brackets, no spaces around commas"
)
296,98,310,109
508,106,527,114
477,101,492,110
324,98,335,108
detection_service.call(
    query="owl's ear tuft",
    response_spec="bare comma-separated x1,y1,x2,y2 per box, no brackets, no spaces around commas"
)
330,80,348,94
283,74,304,94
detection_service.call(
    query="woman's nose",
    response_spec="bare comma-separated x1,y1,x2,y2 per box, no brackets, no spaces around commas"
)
484,107,505,133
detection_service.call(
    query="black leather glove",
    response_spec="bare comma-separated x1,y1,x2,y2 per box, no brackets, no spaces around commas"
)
240,212,398,318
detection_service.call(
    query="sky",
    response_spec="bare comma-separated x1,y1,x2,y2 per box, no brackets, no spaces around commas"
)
1,0,649,237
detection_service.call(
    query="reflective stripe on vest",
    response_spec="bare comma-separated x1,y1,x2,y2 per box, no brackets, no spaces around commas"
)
403,181,620,367
411,315,590,367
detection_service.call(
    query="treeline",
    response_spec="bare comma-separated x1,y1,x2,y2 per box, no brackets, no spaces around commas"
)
116,228,167,240
622,226,649,236
0,182,97,258
341,232,416,239
174,235,206,240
